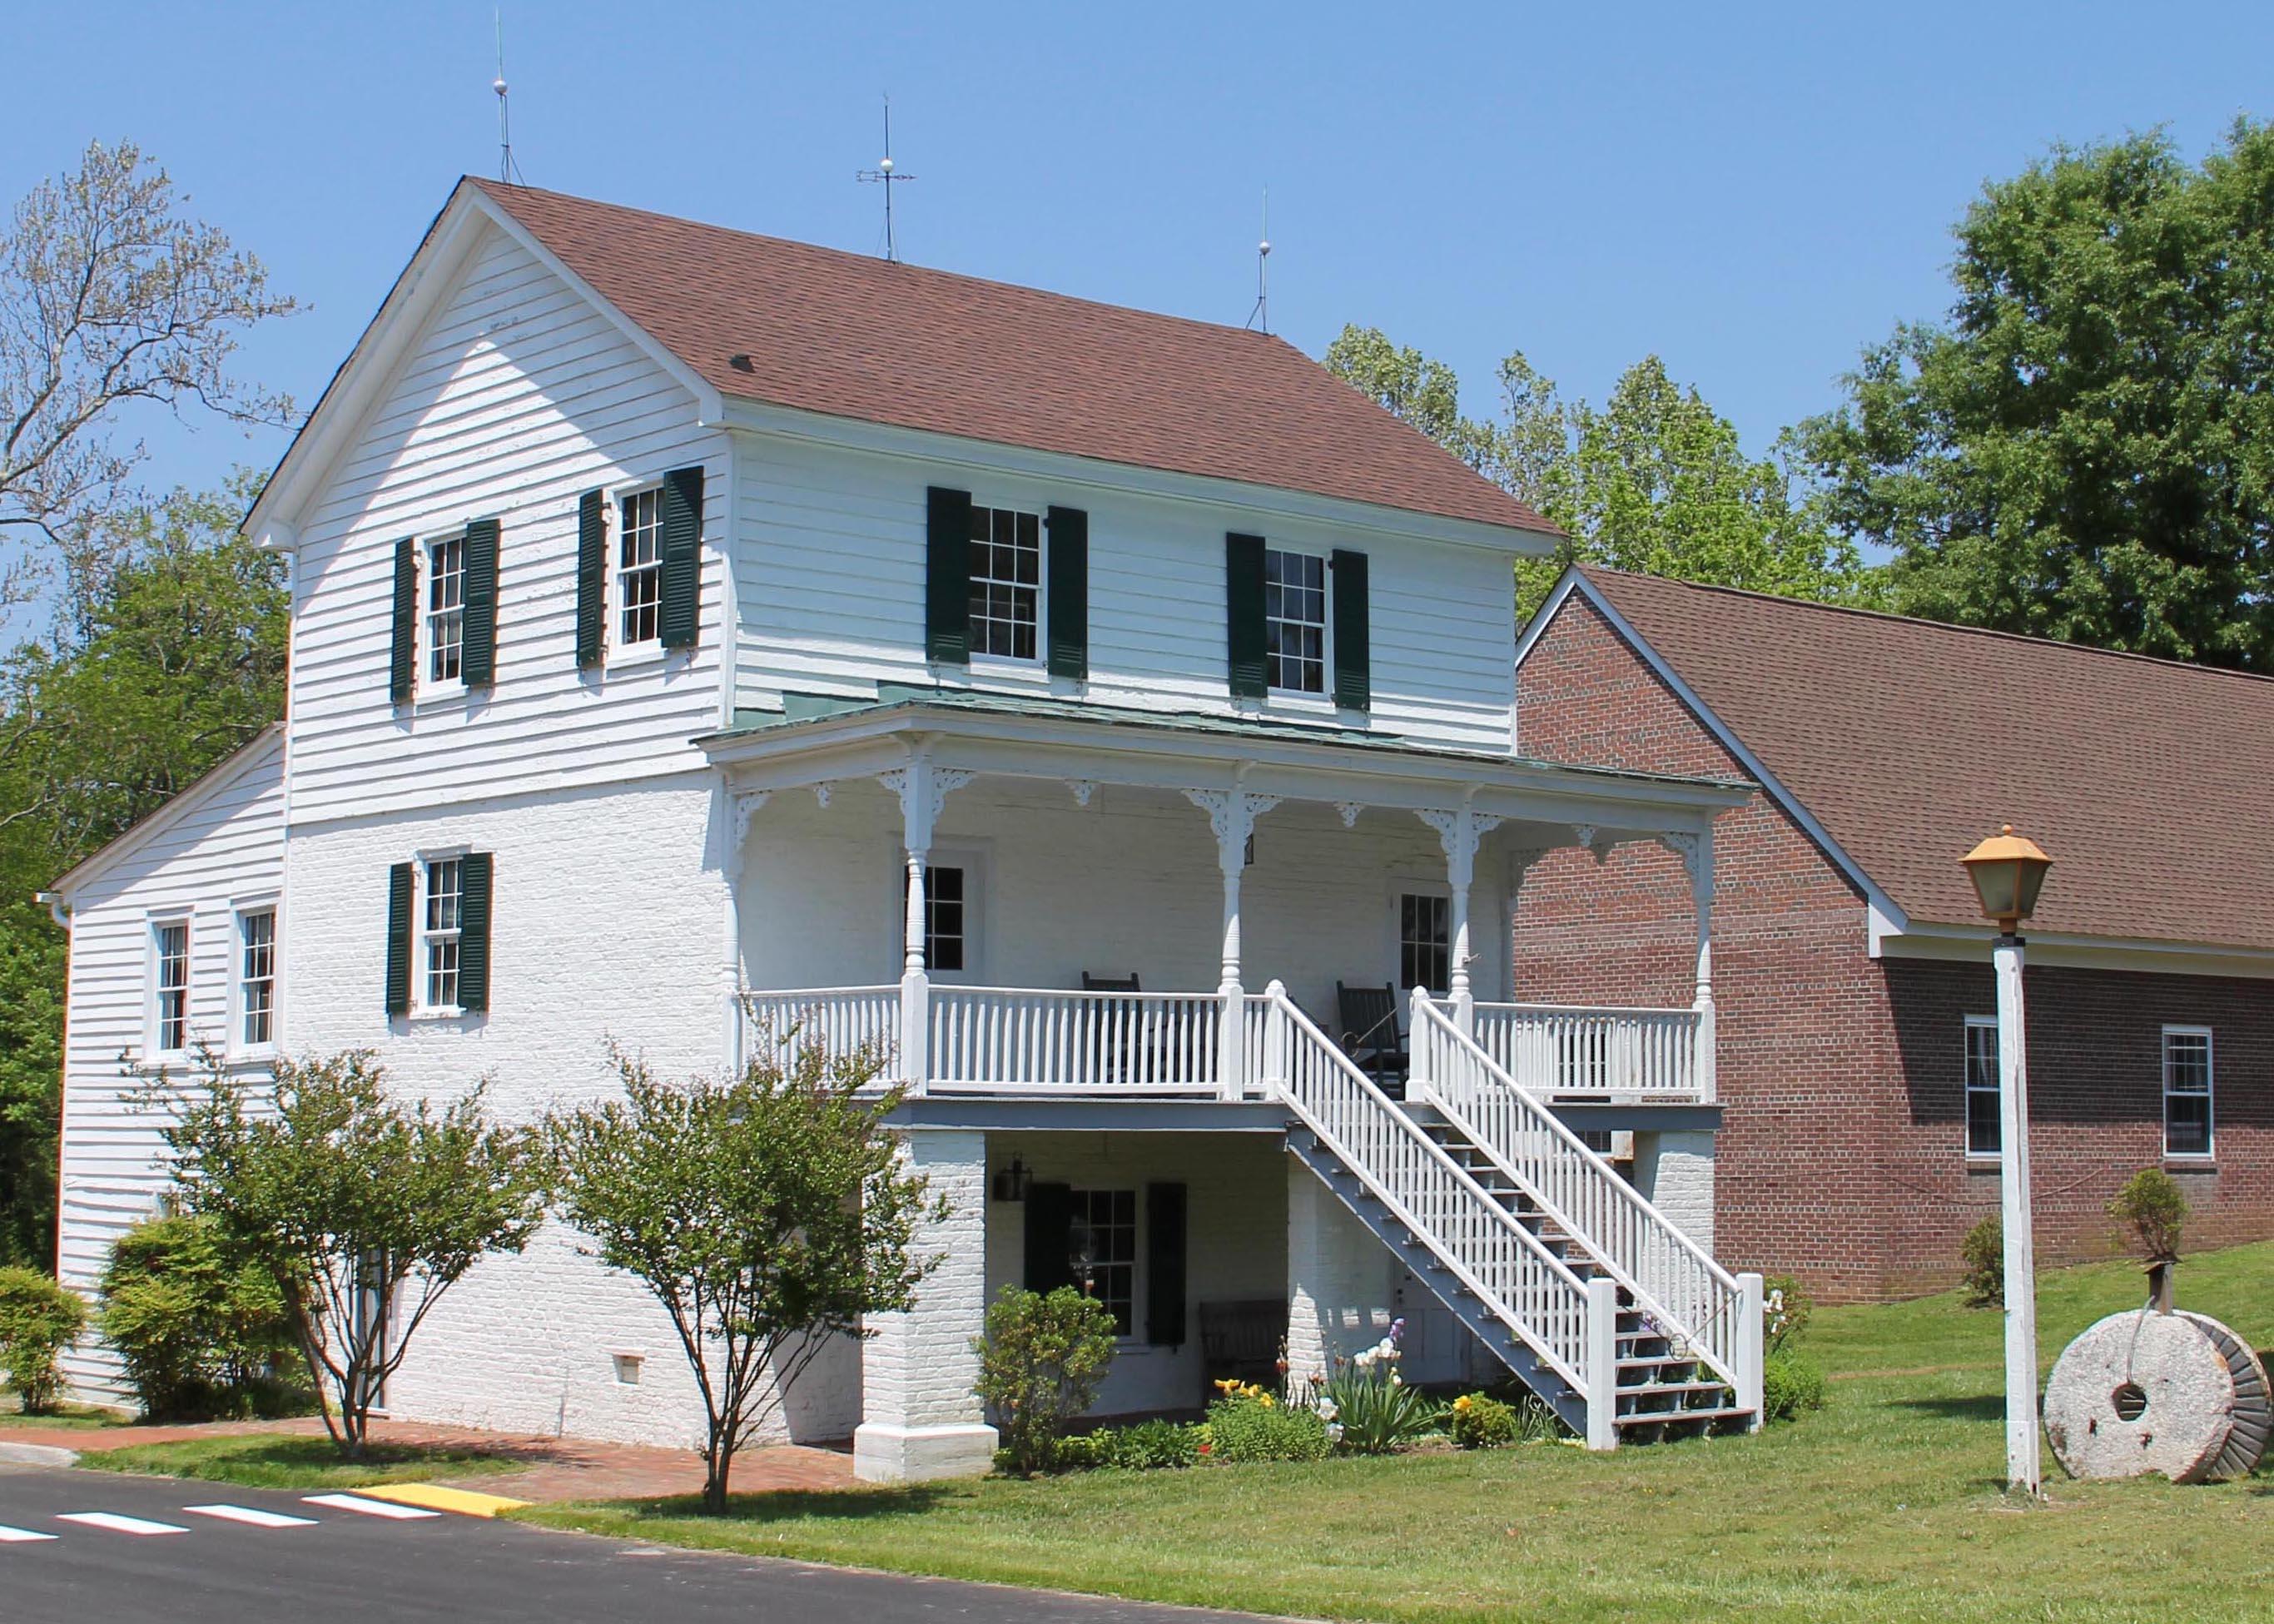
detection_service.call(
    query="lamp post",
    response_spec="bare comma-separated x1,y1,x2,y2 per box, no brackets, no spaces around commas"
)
1960,824,2054,1498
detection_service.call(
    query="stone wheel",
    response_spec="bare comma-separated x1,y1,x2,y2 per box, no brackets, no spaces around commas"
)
2043,1309,2272,1483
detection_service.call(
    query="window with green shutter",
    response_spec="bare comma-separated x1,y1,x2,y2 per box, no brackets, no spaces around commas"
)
574,489,607,668
462,518,499,687
385,862,414,1016
388,539,417,703
658,465,703,650
1045,505,1088,679
1225,532,1268,698
1330,548,1369,711
926,486,973,665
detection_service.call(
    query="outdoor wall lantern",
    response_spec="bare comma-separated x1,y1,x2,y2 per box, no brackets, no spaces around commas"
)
991,1156,1032,1203
1959,823,2054,1501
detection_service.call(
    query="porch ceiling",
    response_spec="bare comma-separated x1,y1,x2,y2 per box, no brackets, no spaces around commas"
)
698,692,1751,835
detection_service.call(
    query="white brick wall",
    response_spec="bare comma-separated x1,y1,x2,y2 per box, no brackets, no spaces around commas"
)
1284,1155,1481,1389
1635,1129,1717,1257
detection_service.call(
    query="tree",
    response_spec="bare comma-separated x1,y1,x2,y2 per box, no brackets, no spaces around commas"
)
1790,122,2274,668
154,1050,546,1458
548,1045,944,1512
2,142,296,602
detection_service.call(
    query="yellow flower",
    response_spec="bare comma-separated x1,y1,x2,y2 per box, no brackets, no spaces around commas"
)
1214,1378,1238,1393
1453,1395,1473,1413
1259,1393,1276,1408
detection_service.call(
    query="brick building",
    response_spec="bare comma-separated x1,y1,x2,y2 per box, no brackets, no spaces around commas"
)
1514,566,2274,1302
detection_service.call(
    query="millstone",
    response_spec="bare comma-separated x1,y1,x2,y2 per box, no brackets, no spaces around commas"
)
2043,1309,2272,1482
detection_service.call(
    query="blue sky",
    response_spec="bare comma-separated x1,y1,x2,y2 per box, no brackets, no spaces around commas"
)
11,1,2273,508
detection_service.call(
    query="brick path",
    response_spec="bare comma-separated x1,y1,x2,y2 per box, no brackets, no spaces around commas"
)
0,1413,856,1503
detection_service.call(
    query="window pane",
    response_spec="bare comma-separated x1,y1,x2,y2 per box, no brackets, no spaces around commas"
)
921,866,966,973
156,922,190,1051
2164,1031,2212,1155
618,489,663,647
1964,1021,2000,1156
1264,547,1326,693
1071,1188,1136,1336
424,860,464,1009
1400,893,1451,996
426,538,465,684
966,505,1043,659
240,910,276,1048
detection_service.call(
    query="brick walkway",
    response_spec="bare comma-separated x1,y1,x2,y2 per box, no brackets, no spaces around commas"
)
0,1413,856,1504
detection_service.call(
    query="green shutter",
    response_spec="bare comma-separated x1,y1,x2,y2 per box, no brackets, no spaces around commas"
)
1144,1182,1188,1345
1023,1182,1075,1296
658,465,703,650
1045,505,1088,679
385,862,414,1016
389,539,417,703
462,519,499,687
1225,533,1268,698
457,851,494,1014
1330,548,1370,712
926,486,973,665
574,490,607,668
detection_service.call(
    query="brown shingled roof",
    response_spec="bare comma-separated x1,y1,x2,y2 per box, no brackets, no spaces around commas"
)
470,181,1548,535
1580,566,2274,953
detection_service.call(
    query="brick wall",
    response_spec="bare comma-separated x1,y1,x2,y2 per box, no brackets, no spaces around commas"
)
1513,591,2274,1301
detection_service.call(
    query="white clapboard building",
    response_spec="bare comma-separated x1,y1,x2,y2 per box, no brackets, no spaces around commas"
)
45,181,1760,1477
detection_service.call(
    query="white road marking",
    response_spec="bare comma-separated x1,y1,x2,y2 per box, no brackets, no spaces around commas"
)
182,1503,320,1528
54,1512,190,1536
301,1492,440,1520
0,1524,60,1542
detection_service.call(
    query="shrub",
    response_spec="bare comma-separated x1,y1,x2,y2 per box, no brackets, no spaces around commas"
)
97,1215,299,1420
1092,1418,1201,1470
1448,1392,1517,1450
2109,1168,2188,1264
0,1266,87,1413
1762,1348,1828,1422
1762,1275,1813,1354
973,1285,1119,1477
1959,1214,2003,1309
1204,1391,1333,1463
1323,1366,1443,1454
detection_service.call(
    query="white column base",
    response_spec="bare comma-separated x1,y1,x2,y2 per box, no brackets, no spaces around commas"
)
852,1420,1000,1482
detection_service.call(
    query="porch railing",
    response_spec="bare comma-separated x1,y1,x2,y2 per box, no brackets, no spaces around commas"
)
1467,1001,1706,1102
738,986,902,1073
927,986,1223,1094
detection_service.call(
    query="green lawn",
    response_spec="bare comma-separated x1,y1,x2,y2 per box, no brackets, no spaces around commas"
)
79,1435,527,1490
516,1242,2274,1623
0,1393,137,1431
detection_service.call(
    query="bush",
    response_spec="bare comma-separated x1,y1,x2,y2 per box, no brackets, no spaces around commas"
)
1448,1392,1517,1450
1960,1214,2003,1309
2109,1168,2188,1264
1085,1418,1202,1470
97,1215,299,1421
1762,1349,1827,1423
0,1266,87,1413
1762,1275,1813,1354
1204,1391,1333,1463
973,1285,1119,1477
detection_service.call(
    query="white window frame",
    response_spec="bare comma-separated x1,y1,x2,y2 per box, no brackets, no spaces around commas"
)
2162,1024,2215,1161
233,902,279,1056
150,916,192,1057
1068,1185,1139,1340
421,529,468,697
1964,1015,2000,1160
1395,886,1452,998
417,852,469,1016
612,482,666,660
966,502,1046,668
1263,546,1330,699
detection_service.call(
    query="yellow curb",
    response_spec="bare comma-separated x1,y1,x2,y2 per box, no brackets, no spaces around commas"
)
355,1482,530,1518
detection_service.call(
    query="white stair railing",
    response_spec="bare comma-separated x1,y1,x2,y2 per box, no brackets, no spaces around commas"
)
928,986,1222,1093
1411,991,1746,1391
1257,983,1595,1398
1467,1002,1701,1100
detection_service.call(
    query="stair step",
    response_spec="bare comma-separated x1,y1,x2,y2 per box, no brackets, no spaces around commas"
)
1616,1379,1735,1397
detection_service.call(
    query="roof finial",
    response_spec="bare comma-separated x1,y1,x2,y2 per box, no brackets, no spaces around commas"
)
856,93,916,262
1246,186,1271,334
492,9,522,184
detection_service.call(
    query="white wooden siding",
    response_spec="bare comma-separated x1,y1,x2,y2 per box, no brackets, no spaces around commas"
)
285,226,729,825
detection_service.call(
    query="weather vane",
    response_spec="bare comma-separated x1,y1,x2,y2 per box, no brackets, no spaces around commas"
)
856,95,915,262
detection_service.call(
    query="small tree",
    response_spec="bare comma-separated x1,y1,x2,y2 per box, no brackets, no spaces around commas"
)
1960,1214,2003,1309
0,1264,86,1412
154,1050,544,1458
974,1285,1120,1476
98,1213,296,1419
547,1045,943,1512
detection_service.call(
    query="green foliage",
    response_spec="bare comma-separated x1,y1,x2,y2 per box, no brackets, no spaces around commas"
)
1321,1363,1444,1455
97,1214,298,1420
1790,121,2274,669
549,1044,938,1511
0,1263,85,1412
1960,1214,2004,1309
1203,1390,1333,1463
1760,1348,1828,1423
974,1285,1120,1478
156,1048,544,1458
1762,1274,1813,1355
2108,1168,2189,1264
1447,1392,1517,1450
1050,1418,1202,1472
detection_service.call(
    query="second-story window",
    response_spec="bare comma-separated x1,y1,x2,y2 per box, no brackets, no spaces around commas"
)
424,857,464,1011
1264,548,1326,694
967,505,1041,661
239,908,276,1049
618,486,663,648
426,534,465,685
154,920,190,1053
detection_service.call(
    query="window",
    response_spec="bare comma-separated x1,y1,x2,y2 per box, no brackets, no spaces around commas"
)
1964,1016,2000,1157
1399,893,1451,997
967,504,1041,661
154,921,190,1052
923,865,966,972
238,909,276,1049
425,534,465,685
617,486,663,648
423,857,464,1011
2163,1026,2213,1159
1069,1188,1137,1336
1264,548,1326,694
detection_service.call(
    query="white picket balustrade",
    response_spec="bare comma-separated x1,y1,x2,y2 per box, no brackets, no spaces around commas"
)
1258,986,1592,1393
1412,995,1745,1389
927,986,1223,1093
738,986,901,1076
1468,1002,1702,1100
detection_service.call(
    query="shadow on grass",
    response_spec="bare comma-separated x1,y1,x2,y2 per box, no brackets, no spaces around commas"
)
624,1484,961,1524
1888,1393,2004,1423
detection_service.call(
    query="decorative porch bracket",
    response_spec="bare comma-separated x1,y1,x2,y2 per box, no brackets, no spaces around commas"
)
879,748,974,1094
1656,828,1716,1104
1416,799,1504,1032
1182,779,1280,1100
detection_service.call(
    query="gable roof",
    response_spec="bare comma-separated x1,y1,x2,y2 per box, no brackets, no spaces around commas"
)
45,725,284,902
1566,567,2274,954
465,180,1550,535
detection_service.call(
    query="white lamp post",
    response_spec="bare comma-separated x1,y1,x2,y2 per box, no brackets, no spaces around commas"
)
1960,824,2054,1498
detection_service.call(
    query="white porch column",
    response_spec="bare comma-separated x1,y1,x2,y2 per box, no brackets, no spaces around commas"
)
1418,798,1504,1035
1183,778,1279,1100
880,750,971,1095
1661,827,1717,1104
853,1129,997,1481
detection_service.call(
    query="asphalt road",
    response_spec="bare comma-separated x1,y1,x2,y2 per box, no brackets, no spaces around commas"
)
0,1463,1279,1624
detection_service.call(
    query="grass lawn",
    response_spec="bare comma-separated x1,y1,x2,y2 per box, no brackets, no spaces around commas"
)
80,1435,529,1491
516,1241,2274,1623
0,1393,138,1431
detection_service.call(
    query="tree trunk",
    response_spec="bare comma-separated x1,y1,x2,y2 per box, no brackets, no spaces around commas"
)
702,1443,731,1514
